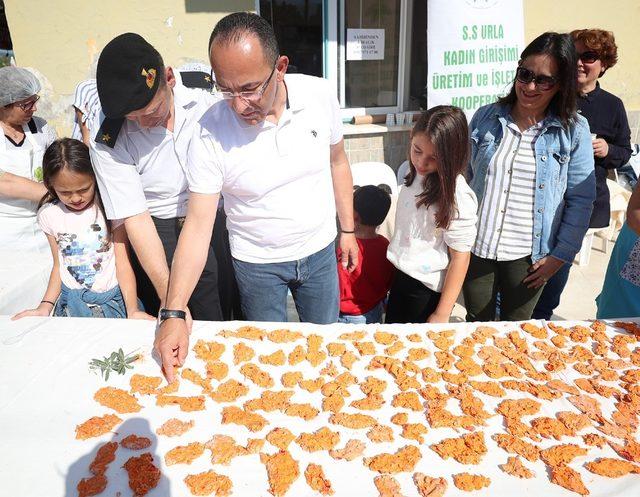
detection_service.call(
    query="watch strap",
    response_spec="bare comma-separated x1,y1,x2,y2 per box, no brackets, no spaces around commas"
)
159,308,187,322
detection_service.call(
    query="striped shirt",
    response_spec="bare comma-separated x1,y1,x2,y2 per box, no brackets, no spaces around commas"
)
71,79,100,141
473,120,542,261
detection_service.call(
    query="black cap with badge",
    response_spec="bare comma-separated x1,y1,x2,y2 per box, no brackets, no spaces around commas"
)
95,33,164,147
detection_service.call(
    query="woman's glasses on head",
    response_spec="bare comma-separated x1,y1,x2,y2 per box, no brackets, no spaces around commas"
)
515,67,557,91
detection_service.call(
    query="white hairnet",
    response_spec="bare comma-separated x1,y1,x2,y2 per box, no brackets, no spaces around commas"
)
0,66,41,107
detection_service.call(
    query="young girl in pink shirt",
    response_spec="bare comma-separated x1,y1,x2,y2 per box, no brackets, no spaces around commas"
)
13,138,152,319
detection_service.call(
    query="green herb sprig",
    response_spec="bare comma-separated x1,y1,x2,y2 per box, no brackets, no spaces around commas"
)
89,348,139,381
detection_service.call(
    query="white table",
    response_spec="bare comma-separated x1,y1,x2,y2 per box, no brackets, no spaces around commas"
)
0,249,52,314
0,316,638,496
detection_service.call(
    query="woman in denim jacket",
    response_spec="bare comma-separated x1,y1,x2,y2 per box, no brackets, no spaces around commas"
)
463,32,595,321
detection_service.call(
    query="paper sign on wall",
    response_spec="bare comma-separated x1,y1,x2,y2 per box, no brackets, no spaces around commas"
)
346,29,385,61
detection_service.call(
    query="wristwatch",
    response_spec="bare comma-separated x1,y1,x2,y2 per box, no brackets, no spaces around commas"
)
159,308,187,323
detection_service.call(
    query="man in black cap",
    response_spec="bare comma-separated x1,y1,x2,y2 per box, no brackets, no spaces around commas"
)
90,32,236,322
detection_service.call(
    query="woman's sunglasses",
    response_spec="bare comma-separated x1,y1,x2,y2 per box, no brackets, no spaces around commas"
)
515,67,557,91
577,51,599,64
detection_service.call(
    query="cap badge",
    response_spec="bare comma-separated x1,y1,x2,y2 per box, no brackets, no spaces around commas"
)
101,133,111,143
141,68,157,89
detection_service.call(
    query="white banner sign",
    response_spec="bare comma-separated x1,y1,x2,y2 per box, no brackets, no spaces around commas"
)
427,0,524,118
346,29,385,61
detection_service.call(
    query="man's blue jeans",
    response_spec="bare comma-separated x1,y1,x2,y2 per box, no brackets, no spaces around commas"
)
232,242,339,323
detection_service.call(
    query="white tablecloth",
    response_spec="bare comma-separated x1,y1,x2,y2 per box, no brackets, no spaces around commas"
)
0,316,638,496
0,249,52,314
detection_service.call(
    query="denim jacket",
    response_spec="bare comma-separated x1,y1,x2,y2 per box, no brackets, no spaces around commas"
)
467,103,595,263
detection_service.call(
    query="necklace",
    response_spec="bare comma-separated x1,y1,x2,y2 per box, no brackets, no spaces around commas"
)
1,121,25,143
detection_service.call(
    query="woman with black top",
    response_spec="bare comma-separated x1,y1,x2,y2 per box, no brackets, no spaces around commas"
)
533,29,632,320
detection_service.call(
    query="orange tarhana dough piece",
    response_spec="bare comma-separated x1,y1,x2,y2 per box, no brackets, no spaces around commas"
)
205,361,229,381
156,394,206,412
374,475,405,497
499,456,535,479
259,350,287,366
284,403,319,420
123,452,161,496
244,390,294,412
230,325,267,341
221,406,268,432
281,371,303,388
77,474,107,497
364,445,422,473
240,363,274,388
492,434,540,462
367,424,395,443
430,432,487,465
452,473,491,492
94,387,142,414
210,379,250,403
260,450,300,497
584,458,640,477
268,328,304,343
266,427,296,450
520,322,547,339
296,427,340,452
156,378,180,394
329,439,366,461
608,438,640,463
205,435,264,465
129,374,163,395
391,392,423,411
184,470,233,496
330,412,377,429
613,321,640,337
165,442,206,466
401,424,428,444
193,339,225,361
120,435,152,450
76,414,122,440
156,418,194,437
549,465,589,496
305,463,334,496
413,473,447,497
89,441,118,475
233,342,255,365
351,393,385,411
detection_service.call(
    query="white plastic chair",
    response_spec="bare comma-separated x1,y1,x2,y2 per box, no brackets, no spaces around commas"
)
351,161,399,196
350,162,399,239
396,160,410,185
574,178,631,266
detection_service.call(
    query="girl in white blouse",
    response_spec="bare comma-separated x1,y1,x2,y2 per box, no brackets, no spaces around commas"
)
386,106,478,323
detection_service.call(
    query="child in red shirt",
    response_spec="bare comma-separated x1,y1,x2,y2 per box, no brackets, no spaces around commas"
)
338,185,394,323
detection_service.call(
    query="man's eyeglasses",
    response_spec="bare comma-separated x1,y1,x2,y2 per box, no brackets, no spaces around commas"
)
15,95,40,112
515,67,557,91
577,51,599,64
213,64,277,102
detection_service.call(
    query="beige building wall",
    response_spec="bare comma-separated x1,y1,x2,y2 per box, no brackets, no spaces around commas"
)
524,0,640,110
4,1,639,138
4,0,255,133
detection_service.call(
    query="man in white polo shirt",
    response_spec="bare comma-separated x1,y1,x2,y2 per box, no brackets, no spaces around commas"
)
156,13,358,379
90,33,237,321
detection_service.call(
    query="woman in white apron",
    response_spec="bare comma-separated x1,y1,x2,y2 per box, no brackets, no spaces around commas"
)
0,66,57,253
